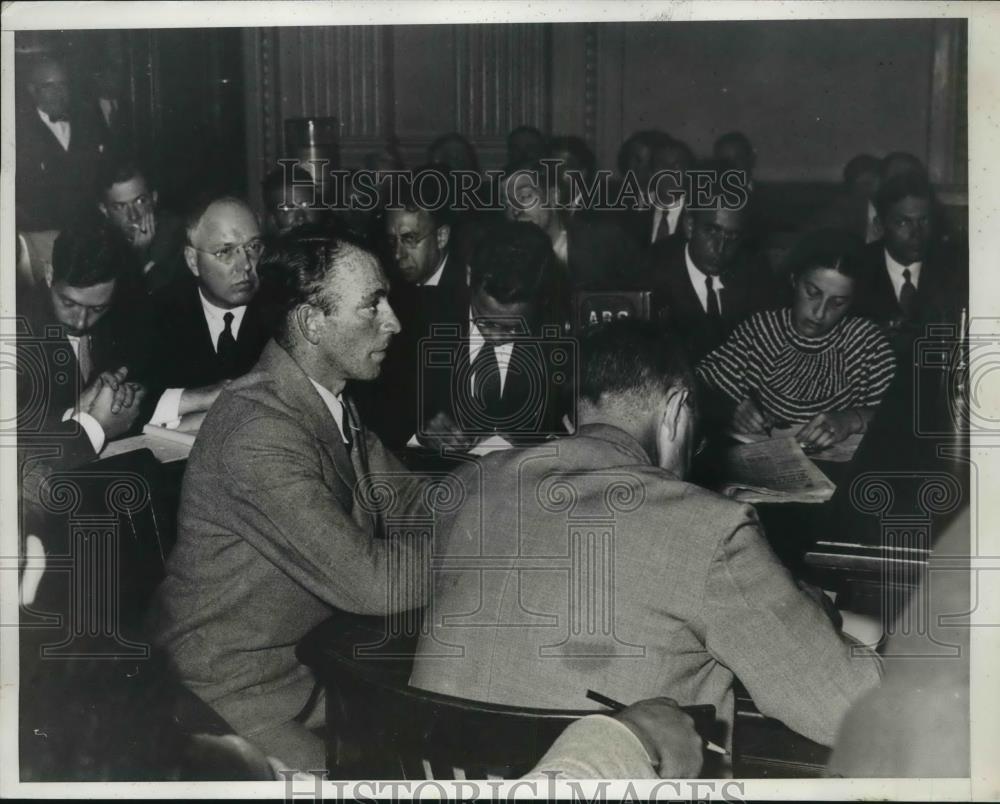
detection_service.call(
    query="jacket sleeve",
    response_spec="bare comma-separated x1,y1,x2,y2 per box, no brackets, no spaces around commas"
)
698,512,883,746
219,413,429,615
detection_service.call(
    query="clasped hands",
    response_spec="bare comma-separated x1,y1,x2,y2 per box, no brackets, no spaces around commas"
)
76,366,147,440
733,396,865,452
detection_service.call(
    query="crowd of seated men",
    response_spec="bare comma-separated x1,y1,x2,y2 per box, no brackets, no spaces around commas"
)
15,51,968,780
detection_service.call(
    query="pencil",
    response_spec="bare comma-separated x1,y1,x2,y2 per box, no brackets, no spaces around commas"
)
585,689,728,756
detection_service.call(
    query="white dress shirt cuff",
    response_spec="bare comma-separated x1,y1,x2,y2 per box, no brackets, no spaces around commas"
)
148,388,183,428
62,408,106,455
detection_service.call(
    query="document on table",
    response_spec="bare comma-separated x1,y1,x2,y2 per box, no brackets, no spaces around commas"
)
100,423,197,464
405,432,515,455
716,436,836,504
730,425,863,463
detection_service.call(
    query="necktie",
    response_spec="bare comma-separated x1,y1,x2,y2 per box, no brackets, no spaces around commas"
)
343,396,382,538
653,210,673,243
705,275,722,321
471,342,502,422
899,268,918,320
76,334,93,385
216,312,238,377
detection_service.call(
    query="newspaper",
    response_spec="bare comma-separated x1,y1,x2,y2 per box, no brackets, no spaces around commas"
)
730,426,864,463
716,437,837,504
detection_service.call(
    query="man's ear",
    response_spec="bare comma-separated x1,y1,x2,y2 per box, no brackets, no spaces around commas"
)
184,245,199,277
43,262,54,288
660,387,690,441
293,304,323,345
436,224,451,252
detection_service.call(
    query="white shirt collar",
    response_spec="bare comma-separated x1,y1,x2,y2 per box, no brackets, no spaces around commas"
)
37,107,70,150
198,289,247,349
307,379,351,444
684,244,724,313
420,253,448,287
884,248,922,299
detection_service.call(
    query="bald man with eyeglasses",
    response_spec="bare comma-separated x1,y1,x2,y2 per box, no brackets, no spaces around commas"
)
137,196,271,427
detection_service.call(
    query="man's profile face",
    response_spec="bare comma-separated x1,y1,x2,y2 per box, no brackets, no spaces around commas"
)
29,61,70,120
385,209,445,285
880,195,932,266
266,182,323,236
185,201,262,309
315,250,401,382
101,175,157,237
48,278,116,336
684,208,746,276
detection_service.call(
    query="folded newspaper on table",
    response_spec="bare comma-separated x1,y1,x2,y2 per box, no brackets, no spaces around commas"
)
100,423,197,464
730,425,863,463
716,436,836,504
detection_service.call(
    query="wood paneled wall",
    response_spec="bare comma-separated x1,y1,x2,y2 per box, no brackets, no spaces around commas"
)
243,20,967,207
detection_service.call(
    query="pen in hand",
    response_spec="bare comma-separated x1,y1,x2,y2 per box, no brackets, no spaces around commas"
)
585,689,728,756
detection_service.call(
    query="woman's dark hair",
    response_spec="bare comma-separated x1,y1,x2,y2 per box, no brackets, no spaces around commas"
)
785,228,866,284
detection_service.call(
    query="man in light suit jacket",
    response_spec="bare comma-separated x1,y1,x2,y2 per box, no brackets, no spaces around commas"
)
150,232,430,769
410,320,882,748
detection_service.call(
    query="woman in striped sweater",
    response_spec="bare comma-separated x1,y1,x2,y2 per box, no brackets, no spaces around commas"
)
696,229,895,451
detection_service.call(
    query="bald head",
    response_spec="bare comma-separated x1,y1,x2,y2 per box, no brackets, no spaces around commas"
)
183,196,262,309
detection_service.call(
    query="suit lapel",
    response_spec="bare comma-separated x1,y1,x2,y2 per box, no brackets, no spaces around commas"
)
257,341,358,496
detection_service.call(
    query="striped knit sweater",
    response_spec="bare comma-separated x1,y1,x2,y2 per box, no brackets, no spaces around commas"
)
696,308,896,425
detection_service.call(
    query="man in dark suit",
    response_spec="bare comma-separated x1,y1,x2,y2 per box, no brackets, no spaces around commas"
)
355,185,470,447
641,176,783,364
417,220,573,451
504,162,640,291
140,196,270,427
811,154,882,244
15,55,107,232
853,172,967,340
150,231,429,770
97,154,187,295
17,223,146,511
615,137,695,253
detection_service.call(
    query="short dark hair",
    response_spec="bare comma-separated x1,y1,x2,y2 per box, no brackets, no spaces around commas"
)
579,318,695,406
655,137,696,170
616,130,671,175
392,164,455,229
427,132,480,173
785,228,865,284
684,159,751,219
257,228,377,345
842,154,881,186
713,130,754,161
260,163,318,203
508,125,545,147
874,171,934,220
880,151,927,182
51,220,132,288
97,152,151,197
546,136,597,178
469,220,553,305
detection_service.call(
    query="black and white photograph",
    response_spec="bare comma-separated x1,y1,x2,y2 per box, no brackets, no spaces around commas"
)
1,1,997,799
